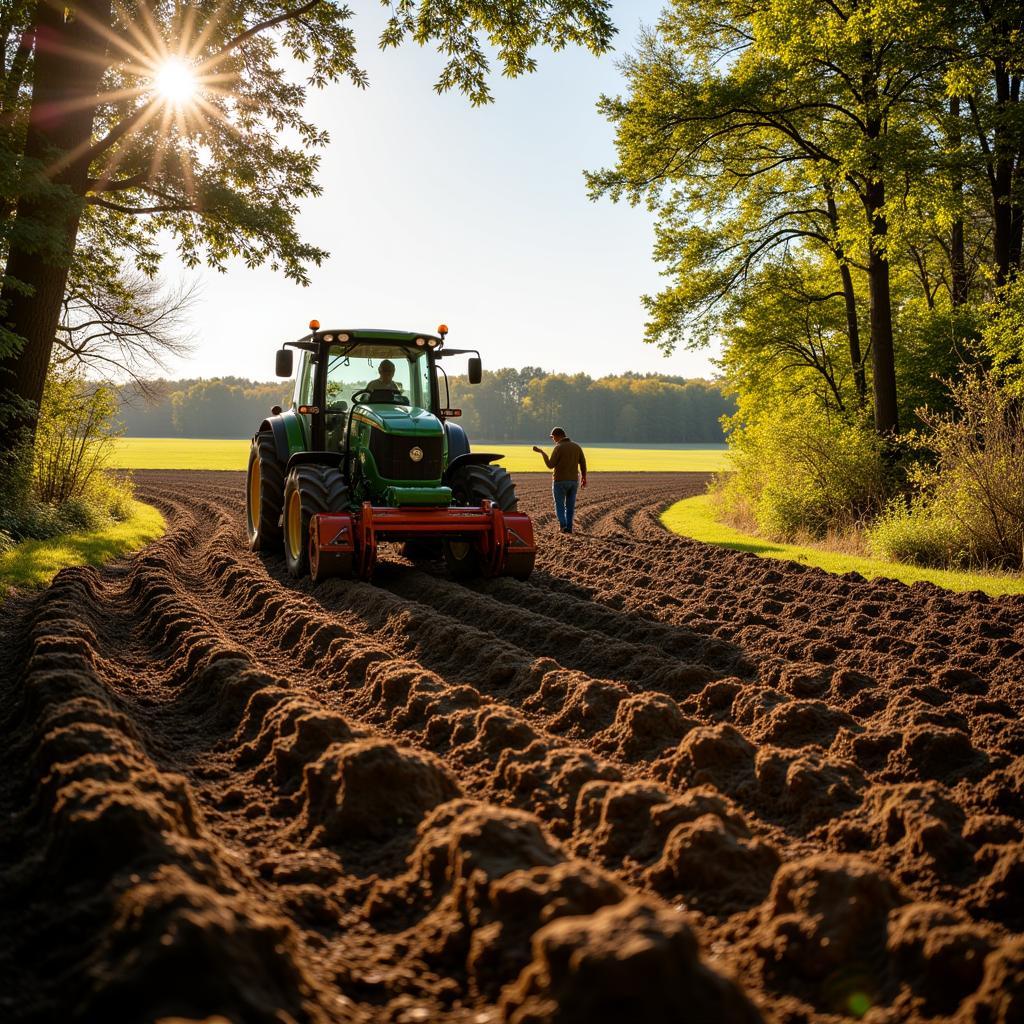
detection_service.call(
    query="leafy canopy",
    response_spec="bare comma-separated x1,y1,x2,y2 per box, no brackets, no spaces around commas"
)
3,1,616,289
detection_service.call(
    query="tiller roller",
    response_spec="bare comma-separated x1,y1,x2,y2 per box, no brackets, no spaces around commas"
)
309,500,536,583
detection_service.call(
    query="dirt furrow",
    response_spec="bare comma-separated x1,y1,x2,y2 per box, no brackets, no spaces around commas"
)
1,469,1022,1024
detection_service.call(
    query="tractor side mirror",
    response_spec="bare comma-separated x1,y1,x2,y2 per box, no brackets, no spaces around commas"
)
468,356,482,384
275,348,293,377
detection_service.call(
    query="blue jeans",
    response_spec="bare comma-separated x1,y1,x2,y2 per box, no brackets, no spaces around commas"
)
552,480,579,531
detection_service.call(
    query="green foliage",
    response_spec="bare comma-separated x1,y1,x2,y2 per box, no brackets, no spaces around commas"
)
0,368,133,544
1,2,616,292
915,373,1024,567
868,497,969,567
588,0,952,352
892,296,984,424
34,369,120,506
0,499,164,591
664,493,1024,596
715,258,864,418
715,399,888,540
869,372,1024,569
982,277,1024,395
380,1,616,105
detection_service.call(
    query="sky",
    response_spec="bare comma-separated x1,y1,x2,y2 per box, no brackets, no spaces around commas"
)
157,1,720,383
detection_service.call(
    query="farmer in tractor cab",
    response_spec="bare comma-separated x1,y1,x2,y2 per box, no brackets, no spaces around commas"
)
533,427,587,534
367,358,402,394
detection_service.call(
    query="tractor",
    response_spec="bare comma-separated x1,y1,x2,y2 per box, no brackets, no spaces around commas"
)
245,321,536,583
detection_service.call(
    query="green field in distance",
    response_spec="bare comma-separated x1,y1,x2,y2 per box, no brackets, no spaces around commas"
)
109,437,732,474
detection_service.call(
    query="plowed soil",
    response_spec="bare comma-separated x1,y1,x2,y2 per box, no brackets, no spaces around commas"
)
2,470,1023,1024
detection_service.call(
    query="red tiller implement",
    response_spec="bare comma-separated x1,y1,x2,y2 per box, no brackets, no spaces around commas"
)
309,501,536,583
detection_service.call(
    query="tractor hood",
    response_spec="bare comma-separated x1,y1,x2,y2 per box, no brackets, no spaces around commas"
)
353,404,443,437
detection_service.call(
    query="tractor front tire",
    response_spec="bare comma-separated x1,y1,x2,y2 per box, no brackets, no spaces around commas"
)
283,465,349,578
247,432,284,551
444,463,520,579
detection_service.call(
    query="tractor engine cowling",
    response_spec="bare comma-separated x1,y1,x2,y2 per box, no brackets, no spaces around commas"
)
350,404,447,500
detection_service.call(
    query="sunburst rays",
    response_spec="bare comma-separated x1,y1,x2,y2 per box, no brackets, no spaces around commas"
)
43,0,245,205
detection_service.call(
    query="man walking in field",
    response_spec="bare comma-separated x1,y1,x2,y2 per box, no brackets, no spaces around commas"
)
533,427,587,534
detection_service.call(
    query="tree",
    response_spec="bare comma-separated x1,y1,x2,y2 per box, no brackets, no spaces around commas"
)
589,0,955,434
947,1,1024,287
0,0,615,449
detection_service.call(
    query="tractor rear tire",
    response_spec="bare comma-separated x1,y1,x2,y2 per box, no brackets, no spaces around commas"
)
448,463,518,512
444,463,520,579
283,465,349,578
247,432,284,551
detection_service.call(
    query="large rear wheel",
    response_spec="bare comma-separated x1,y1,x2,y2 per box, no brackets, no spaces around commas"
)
444,463,531,579
283,465,349,578
246,433,284,551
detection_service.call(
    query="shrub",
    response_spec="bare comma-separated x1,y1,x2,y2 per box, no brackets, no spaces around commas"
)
34,368,120,506
916,373,1024,568
0,368,134,545
868,497,970,567
714,399,889,541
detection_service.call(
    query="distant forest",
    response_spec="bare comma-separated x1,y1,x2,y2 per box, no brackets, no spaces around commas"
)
115,370,732,443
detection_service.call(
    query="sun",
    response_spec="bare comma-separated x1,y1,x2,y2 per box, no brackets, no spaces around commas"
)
153,57,197,104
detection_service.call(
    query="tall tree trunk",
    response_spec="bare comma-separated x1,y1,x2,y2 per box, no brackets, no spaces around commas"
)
864,182,898,434
839,261,867,403
988,52,1022,288
0,0,111,451
949,98,969,306
825,192,867,405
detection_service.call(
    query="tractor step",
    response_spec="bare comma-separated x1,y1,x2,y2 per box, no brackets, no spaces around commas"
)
309,500,535,583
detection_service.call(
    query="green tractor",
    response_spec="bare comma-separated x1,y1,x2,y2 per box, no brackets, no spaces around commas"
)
246,321,536,583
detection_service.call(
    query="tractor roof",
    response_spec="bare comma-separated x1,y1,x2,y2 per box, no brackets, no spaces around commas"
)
299,327,445,346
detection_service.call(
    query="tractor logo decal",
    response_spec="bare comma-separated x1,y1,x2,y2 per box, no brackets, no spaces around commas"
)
409,446,424,462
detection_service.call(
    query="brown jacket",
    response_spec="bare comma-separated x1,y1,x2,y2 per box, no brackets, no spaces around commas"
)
542,438,587,482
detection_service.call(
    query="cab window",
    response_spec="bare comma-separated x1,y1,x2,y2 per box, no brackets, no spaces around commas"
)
325,344,428,408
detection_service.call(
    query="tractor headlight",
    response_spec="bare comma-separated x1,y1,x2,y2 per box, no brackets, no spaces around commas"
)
338,333,350,342
322,333,334,342
427,338,438,348
415,337,426,346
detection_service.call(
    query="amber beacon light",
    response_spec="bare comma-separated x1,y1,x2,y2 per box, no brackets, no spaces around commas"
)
308,319,320,331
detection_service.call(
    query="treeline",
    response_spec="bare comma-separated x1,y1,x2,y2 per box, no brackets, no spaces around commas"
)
115,370,731,442
116,378,291,438
449,369,730,442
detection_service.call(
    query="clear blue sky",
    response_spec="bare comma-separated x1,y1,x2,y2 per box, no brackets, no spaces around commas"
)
160,2,719,383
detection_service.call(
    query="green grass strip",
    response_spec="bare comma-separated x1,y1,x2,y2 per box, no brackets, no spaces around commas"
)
0,499,165,591
108,437,732,474
661,494,1024,597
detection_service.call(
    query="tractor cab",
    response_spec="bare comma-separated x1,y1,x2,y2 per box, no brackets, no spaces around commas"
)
245,320,533,584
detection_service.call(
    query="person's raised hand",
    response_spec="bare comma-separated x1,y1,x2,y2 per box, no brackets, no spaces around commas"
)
532,446,543,454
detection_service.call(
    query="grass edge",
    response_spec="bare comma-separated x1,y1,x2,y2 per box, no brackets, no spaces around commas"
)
0,499,166,593
661,493,1024,597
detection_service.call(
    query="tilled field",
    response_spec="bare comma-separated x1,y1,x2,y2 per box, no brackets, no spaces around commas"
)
1,470,1023,1023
